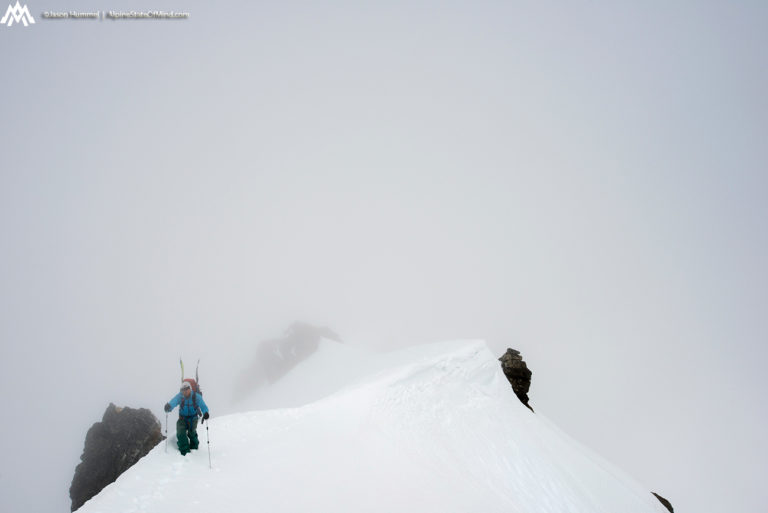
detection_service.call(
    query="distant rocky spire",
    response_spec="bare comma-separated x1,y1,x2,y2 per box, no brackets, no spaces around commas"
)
233,321,342,402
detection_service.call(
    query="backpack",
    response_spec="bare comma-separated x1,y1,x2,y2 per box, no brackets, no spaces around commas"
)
182,378,202,394
180,378,203,417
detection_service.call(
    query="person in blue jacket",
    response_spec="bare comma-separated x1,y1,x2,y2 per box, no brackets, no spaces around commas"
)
164,380,210,456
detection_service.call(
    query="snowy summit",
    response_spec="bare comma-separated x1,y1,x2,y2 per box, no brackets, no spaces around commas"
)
77,340,669,513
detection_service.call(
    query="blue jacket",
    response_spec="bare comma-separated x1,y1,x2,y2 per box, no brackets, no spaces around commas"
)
168,391,209,420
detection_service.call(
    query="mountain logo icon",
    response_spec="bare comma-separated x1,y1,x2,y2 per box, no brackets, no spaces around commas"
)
1,1,35,27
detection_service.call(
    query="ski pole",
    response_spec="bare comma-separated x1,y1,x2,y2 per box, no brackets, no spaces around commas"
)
206,423,211,469
165,412,168,453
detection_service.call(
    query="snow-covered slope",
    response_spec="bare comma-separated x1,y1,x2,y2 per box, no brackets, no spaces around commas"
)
78,340,668,513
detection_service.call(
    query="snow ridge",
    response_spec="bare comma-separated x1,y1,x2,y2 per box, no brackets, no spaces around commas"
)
77,340,668,513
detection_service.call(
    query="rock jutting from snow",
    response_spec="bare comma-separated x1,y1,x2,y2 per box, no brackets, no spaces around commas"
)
498,348,534,411
652,492,674,512
70,403,163,511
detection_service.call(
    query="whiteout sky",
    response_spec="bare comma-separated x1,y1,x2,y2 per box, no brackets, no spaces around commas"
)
1,2,766,512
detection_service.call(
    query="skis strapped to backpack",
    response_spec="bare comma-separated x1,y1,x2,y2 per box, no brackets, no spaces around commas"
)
179,358,203,418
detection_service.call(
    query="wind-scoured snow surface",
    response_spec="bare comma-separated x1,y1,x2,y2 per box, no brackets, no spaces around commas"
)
78,340,668,513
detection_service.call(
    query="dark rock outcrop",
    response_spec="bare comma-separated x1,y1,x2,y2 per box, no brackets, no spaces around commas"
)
234,321,342,400
70,403,163,511
498,348,534,411
652,492,674,512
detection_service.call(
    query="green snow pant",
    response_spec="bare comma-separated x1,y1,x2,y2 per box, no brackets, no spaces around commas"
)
176,416,199,455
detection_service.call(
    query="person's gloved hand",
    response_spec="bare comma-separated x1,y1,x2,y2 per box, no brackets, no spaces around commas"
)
164,403,171,413
202,412,210,424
